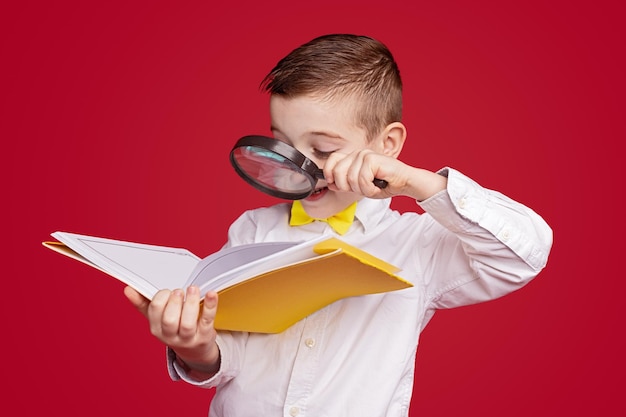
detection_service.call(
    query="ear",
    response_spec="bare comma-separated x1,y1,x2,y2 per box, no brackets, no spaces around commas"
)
378,122,407,158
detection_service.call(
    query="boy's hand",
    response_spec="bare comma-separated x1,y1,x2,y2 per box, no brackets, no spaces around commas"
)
124,285,221,376
323,149,447,201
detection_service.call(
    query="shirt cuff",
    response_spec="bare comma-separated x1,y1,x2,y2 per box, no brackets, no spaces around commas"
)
418,167,485,233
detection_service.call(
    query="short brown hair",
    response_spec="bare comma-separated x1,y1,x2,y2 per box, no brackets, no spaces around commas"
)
261,34,403,140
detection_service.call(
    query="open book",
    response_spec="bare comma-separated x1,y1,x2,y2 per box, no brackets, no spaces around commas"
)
43,232,412,333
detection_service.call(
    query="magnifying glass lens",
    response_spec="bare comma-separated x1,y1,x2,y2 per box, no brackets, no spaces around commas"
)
230,144,316,198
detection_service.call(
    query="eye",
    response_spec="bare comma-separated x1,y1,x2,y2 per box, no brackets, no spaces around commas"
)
312,148,335,159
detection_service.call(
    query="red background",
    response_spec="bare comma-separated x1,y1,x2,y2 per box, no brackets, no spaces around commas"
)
2,1,624,415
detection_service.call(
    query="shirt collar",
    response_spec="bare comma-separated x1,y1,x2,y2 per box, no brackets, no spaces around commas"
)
354,198,392,233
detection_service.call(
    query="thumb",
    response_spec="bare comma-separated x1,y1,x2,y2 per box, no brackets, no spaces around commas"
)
199,291,219,329
123,286,150,317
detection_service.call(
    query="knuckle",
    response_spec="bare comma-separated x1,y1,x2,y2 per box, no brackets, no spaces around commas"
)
161,314,179,328
179,321,196,335
199,314,215,329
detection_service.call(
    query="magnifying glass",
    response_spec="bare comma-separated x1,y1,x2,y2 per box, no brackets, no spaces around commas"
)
230,135,387,200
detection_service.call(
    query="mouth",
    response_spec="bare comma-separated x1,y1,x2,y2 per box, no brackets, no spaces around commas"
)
305,186,328,201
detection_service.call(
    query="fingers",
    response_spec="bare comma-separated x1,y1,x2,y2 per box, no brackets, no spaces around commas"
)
325,150,388,196
179,286,203,339
142,287,217,347
198,291,219,335
159,289,186,338
147,289,175,338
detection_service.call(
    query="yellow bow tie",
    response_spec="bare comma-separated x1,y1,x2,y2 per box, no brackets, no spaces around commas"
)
289,200,357,235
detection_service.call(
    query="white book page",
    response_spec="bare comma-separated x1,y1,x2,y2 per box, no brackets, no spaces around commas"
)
52,232,200,299
194,235,331,294
184,241,299,288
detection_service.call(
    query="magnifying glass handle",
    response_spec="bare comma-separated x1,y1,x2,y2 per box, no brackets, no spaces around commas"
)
315,170,388,189
373,178,388,189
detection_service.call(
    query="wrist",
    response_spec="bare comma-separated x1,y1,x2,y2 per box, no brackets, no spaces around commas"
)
175,353,220,379
404,167,447,201
174,344,221,377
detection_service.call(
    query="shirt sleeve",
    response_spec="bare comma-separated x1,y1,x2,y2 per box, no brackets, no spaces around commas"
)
418,167,553,309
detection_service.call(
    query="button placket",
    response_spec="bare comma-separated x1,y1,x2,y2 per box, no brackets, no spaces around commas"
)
283,305,330,417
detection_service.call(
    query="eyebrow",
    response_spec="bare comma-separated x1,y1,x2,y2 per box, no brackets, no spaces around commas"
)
308,131,344,140
270,126,346,142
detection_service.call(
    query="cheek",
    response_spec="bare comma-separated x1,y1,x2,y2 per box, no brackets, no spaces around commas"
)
368,137,386,154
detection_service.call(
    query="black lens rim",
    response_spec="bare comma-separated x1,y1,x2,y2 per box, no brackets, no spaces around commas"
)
230,135,320,200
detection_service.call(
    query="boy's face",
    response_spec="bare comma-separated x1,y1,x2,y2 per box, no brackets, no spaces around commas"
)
269,94,381,218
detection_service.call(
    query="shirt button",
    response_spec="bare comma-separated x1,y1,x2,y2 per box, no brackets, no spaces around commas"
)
501,230,510,241
458,198,466,209
289,406,300,416
304,338,315,348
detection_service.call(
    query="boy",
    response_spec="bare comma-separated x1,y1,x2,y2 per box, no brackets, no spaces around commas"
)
125,34,552,416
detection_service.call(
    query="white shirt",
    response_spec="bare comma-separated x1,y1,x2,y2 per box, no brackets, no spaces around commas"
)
168,168,553,417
